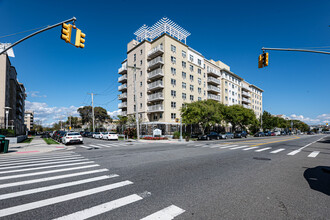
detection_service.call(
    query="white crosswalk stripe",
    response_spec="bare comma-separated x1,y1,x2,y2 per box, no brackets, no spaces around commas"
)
243,146,259,151
287,150,300,156
308,151,320,158
77,145,92,149
220,145,238,149
0,156,84,166
255,147,272,152
0,153,77,163
141,205,186,220
229,145,248,150
270,148,285,154
89,144,103,148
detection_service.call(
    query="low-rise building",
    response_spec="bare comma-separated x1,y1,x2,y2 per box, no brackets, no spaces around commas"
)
24,111,34,131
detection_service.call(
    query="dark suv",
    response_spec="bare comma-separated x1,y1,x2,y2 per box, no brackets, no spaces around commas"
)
234,131,248,138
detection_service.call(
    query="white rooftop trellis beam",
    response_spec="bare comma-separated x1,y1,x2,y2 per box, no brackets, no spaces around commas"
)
134,17,191,44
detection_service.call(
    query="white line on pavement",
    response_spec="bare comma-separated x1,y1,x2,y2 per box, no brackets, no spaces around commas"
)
0,158,88,170
287,150,300,156
0,175,113,200
297,136,325,151
89,144,102,148
1,161,94,174
270,148,285,154
0,153,77,163
0,180,133,218
220,145,238,149
0,164,100,180
229,146,248,150
0,151,75,161
255,147,272,152
243,146,259,151
0,169,112,189
0,156,84,167
78,145,92,149
308,151,320,158
141,205,186,220
92,144,112,147
54,194,143,220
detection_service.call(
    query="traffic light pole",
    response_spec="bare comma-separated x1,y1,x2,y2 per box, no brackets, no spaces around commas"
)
0,17,76,56
262,47,330,55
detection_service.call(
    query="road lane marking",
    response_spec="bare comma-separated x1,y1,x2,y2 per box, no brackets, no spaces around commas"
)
54,194,143,220
209,145,226,148
0,153,77,163
0,180,133,218
249,136,300,147
255,147,272,152
0,158,88,170
89,144,102,148
287,150,300,156
243,146,259,151
220,145,238,149
270,148,285,154
0,156,84,166
1,161,94,174
229,145,248,150
0,151,75,161
93,144,113,147
0,175,113,200
0,169,112,189
0,164,100,180
141,205,186,220
78,145,92,149
308,151,320,158
298,136,326,151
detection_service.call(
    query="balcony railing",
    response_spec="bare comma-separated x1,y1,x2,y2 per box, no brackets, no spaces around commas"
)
242,91,251,97
207,67,221,77
148,57,164,70
118,93,127,100
148,68,164,80
148,92,164,102
148,104,164,112
242,97,251,103
207,94,221,101
148,45,164,59
118,65,127,74
242,85,251,91
148,80,164,91
118,74,127,82
118,84,127,91
122,111,127,116
118,102,127,109
207,77,220,85
207,85,220,93
243,104,251,109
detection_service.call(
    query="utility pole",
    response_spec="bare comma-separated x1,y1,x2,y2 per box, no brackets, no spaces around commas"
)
88,93,96,133
127,65,141,140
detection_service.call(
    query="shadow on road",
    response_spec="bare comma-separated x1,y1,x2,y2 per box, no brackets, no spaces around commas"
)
303,166,330,196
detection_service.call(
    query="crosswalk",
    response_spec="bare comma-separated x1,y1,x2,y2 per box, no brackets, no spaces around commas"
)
188,143,324,158
0,151,185,219
76,141,144,150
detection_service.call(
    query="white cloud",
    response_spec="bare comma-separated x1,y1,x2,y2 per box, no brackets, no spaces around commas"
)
286,113,330,125
25,101,79,127
107,109,121,119
27,91,47,98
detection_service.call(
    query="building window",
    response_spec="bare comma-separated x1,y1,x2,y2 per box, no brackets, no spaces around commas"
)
190,75,194,81
182,82,186,89
171,113,176,119
140,60,142,65
182,93,186,99
171,102,176,108
140,49,143,54
232,91,234,95
198,68,201,74
171,45,176,53
182,50,186,58
190,95,194,101
171,78,176,86
171,90,176,97
225,81,228,85
204,91,206,96
225,89,228,93
232,85,234,89
140,92,142,97
160,113,163,118
134,54,136,62
182,71,186,79
190,65,194,72
182,61,186,68
140,103,142,108
171,67,176,75
198,78,201,85
190,55,194,62
198,59,201,65
225,96,228,101
190,85,194,91
171,56,176,64
140,71,142,76
204,82,206,87
198,97,202,101
140,82,142,87
198,87,201,94
134,105,136,111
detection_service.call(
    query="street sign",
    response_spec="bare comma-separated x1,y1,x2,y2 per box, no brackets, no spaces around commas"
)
153,129,162,137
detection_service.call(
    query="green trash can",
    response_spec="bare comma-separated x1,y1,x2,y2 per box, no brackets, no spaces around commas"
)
0,135,9,153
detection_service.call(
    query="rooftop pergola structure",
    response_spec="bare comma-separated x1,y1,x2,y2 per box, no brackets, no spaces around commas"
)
134,17,191,44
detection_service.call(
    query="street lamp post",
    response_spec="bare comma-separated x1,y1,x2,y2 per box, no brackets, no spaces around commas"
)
4,107,11,129
180,117,183,141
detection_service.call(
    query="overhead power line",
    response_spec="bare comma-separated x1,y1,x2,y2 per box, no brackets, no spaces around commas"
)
0,25,48,39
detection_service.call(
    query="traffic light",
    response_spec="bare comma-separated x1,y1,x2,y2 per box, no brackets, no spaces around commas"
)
61,23,72,43
258,52,269,68
75,28,86,48
264,52,269,67
258,54,263,68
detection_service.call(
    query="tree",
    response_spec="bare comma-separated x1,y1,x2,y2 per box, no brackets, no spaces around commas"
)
77,106,92,124
224,105,257,132
181,100,224,134
65,116,81,129
77,106,111,126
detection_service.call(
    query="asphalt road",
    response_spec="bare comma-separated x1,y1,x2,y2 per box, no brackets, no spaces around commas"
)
0,134,329,219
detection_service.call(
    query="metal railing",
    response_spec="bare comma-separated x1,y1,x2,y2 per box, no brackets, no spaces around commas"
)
148,44,164,57
118,93,127,99
118,64,127,73
118,84,127,91
148,104,164,112
148,80,163,90
118,102,127,108
207,67,221,77
148,68,164,79
207,94,221,101
148,92,164,101
207,77,221,84
118,74,127,82
207,85,220,92
148,57,163,68
242,91,251,97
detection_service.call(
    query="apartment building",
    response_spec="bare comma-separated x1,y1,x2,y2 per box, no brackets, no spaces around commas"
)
0,53,27,135
24,110,34,131
117,18,263,134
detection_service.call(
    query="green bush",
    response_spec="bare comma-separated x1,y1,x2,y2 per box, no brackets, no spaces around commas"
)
173,131,180,139
0,129,15,137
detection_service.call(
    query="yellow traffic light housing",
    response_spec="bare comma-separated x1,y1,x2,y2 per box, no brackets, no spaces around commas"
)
258,52,269,68
61,23,72,43
258,54,263,68
75,29,86,48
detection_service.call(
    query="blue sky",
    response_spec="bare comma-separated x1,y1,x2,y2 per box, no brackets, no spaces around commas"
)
1,0,329,126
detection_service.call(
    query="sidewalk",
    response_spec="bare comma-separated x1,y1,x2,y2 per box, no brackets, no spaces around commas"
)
2,136,74,156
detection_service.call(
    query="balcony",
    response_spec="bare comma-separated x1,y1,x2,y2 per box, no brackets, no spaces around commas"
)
118,102,127,109
242,85,251,92
148,104,164,113
207,85,220,93
207,77,220,85
118,93,127,100
118,74,127,83
148,45,164,60
118,84,127,91
148,92,164,102
243,104,251,109
148,57,164,70
207,67,221,77
148,68,164,80
118,64,127,74
148,80,164,91
242,91,251,97
242,97,251,104
207,94,221,101
121,111,127,116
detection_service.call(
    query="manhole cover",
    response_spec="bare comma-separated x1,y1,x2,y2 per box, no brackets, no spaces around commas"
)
253,157,271,161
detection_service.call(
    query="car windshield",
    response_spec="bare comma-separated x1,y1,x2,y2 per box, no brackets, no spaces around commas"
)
68,133,80,136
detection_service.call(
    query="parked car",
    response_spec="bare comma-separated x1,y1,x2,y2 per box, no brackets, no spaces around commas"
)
254,132,265,137
264,131,272,136
102,132,119,140
198,132,221,140
93,132,101,138
99,132,107,139
234,131,248,138
62,132,83,145
219,133,228,139
281,131,287,136
225,132,234,139
274,131,281,136
58,131,67,142
271,132,276,136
